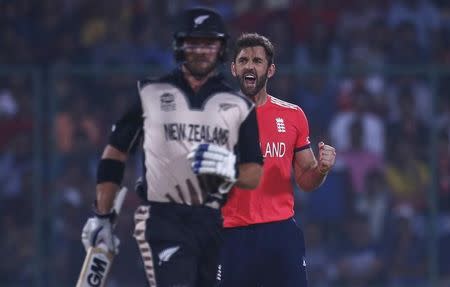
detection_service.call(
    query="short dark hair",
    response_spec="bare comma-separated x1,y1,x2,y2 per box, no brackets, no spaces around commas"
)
233,33,274,65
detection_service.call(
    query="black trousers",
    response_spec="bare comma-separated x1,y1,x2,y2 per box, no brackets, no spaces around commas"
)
134,202,222,287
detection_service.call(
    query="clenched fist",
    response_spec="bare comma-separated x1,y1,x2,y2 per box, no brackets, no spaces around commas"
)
317,141,336,175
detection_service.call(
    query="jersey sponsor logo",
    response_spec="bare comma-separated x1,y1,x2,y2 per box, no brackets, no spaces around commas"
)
194,15,210,27
158,246,180,265
276,117,286,133
164,123,229,145
160,93,176,111
262,142,286,158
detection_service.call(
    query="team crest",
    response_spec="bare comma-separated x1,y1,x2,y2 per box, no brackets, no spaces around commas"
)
276,118,286,133
160,93,176,111
194,15,210,27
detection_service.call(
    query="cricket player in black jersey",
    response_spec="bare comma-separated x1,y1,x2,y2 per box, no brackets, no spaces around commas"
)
80,7,263,287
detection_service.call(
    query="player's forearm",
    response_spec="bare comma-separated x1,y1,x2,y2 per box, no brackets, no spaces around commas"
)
235,163,263,189
96,183,121,214
95,145,128,214
295,165,327,192
294,143,335,191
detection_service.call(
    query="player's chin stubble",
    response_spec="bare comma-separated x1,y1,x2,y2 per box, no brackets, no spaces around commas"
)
185,58,217,79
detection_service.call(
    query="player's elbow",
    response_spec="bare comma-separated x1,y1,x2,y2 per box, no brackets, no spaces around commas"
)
102,145,128,162
236,163,263,189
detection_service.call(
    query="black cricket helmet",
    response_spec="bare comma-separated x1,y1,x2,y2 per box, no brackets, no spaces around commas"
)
173,7,229,62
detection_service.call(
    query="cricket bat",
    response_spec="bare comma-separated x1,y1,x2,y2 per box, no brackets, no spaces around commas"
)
76,187,128,287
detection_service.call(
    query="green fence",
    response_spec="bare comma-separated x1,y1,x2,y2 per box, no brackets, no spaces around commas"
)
0,65,448,286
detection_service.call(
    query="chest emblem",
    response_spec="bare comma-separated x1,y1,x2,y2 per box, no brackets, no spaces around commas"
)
219,103,238,111
276,117,286,133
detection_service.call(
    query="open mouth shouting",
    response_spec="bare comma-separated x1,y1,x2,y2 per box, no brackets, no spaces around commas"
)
243,73,257,87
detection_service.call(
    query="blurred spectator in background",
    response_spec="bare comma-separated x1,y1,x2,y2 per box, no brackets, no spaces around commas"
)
304,222,333,287
302,159,351,243
387,85,430,161
0,214,34,285
439,216,450,285
387,0,440,49
437,130,450,212
355,169,392,242
333,214,385,287
340,117,384,194
295,22,343,71
293,75,337,138
289,0,340,45
131,21,174,69
0,134,33,200
388,21,428,66
263,16,294,65
330,82,385,156
51,169,87,286
385,140,430,213
337,0,381,42
338,0,384,69
387,207,427,287
386,74,432,125
363,19,391,71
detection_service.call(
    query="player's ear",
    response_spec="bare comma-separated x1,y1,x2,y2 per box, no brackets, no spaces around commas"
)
231,62,237,77
268,64,275,79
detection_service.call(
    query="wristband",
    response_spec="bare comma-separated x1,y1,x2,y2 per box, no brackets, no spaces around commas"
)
92,200,116,220
96,159,125,185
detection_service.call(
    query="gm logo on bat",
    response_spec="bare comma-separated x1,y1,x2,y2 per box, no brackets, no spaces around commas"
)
86,253,110,287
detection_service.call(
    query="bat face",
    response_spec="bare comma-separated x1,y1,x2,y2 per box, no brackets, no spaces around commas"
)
76,247,114,287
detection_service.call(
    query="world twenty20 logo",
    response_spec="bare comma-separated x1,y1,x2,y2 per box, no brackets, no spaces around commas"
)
160,93,176,111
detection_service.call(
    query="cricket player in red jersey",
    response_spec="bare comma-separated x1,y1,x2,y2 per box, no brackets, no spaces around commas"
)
217,33,336,287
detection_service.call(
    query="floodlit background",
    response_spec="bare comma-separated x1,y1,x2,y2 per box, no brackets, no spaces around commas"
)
1,0,449,286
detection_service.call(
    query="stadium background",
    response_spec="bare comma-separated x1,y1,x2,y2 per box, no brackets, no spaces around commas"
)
1,0,449,286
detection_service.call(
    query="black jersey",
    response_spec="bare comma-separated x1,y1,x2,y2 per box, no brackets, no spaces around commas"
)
108,67,262,208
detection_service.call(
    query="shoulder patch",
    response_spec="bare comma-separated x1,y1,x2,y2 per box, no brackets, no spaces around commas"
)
270,96,299,110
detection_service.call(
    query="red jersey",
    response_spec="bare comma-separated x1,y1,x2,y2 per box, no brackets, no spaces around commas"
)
222,96,311,227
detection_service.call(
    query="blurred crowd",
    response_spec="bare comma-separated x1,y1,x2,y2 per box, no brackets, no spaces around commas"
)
1,0,450,286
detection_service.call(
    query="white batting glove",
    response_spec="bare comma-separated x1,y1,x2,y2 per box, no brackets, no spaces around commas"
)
187,144,237,193
81,216,120,254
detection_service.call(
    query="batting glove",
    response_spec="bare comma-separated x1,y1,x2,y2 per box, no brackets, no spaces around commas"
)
81,213,120,254
187,144,237,193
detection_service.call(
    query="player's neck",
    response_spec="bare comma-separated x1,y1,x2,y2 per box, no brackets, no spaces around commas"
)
253,89,269,107
182,65,216,93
